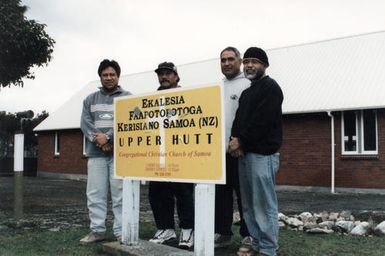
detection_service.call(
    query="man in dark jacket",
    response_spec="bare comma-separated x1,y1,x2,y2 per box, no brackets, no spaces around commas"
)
228,47,283,256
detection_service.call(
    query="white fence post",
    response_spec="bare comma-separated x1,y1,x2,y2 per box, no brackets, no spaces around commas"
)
14,133,24,172
121,179,140,245
14,132,24,219
194,183,215,256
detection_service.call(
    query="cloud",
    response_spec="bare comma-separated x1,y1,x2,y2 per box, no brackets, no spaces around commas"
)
1,0,384,114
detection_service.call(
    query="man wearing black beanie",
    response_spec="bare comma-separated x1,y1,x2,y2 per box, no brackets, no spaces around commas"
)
228,47,283,256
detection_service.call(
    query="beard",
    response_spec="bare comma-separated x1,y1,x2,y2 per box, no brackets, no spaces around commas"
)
245,68,264,80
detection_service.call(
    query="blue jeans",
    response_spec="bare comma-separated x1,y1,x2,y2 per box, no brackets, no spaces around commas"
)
238,153,280,256
87,156,122,236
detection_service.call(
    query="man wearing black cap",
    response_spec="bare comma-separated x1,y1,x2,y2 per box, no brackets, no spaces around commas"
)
148,62,194,250
229,47,283,256
154,62,181,91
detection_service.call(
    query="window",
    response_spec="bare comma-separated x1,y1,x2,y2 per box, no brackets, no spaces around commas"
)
54,132,60,156
341,110,377,155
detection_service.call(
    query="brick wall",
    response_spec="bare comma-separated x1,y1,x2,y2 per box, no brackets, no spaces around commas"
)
278,110,385,189
334,110,385,189
37,129,87,174
37,110,385,189
278,113,331,187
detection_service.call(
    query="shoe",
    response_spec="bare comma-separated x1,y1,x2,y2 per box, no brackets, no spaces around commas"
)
79,231,105,245
149,229,177,244
116,235,122,243
178,228,194,249
237,244,257,256
214,233,232,248
237,237,255,256
241,236,253,246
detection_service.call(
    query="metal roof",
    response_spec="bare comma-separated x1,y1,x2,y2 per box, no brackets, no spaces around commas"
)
35,31,385,131
270,31,385,114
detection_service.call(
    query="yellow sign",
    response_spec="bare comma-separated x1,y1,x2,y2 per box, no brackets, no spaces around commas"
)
114,85,225,184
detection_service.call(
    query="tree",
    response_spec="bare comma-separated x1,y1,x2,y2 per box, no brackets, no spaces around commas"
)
0,0,55,87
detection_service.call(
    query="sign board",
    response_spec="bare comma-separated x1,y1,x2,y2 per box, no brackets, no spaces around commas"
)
114,84,225,184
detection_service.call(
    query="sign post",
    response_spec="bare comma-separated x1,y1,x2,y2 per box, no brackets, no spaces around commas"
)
194,183,215,256
13,110,34,220
14,132,24,220
115,85,225,255
121,179,140,245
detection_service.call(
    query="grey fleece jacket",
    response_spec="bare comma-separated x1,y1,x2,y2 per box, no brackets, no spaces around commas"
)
80,85,131,157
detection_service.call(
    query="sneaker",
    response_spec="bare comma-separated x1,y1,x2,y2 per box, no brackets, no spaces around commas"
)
237,236,254,256
214,233,232,248
178,228,194,249
241,236,253,246
79,231,105,245
149,229,177,244
116,235,122,243
237,246,257,256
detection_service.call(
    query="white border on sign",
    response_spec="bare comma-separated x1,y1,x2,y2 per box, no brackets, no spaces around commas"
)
113,83,226,184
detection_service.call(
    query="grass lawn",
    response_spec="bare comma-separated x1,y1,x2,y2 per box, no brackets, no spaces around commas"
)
277,229,385,256
0,222,157,256
1,223,385,255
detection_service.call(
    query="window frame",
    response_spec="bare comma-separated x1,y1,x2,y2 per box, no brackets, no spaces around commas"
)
82,135,86,156
54,132,60,156
341,110,359,154
341,110,378,155
361,109,378,154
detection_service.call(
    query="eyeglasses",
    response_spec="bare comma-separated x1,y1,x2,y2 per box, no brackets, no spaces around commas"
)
221,57,236,63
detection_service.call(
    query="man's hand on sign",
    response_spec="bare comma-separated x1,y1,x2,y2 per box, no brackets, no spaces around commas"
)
93,133,109,148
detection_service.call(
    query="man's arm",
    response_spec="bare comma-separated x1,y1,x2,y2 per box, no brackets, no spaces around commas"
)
80,97,101,143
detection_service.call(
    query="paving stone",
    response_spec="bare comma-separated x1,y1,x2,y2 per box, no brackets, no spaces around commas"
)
103,240,194,256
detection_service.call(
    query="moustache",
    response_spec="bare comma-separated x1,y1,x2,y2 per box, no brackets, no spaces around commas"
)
244,69,255,74
161,79,170,83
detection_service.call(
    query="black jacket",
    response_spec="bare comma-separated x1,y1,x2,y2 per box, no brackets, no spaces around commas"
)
231,75,283,155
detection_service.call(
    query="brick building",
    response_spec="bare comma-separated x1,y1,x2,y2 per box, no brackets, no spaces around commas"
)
35,31,385,192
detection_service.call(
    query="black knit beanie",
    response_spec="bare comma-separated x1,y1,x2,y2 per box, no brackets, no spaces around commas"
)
243,47,269,67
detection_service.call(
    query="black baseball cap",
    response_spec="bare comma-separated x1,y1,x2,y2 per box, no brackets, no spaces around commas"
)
155,62,178,74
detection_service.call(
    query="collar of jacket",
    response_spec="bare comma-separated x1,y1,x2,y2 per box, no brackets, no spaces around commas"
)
98,85,124,95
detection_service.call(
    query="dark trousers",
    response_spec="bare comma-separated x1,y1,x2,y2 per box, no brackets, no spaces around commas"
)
149,181,194,230
215,153,249,237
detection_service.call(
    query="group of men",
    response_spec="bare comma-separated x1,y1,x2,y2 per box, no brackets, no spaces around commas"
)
79,46,283,256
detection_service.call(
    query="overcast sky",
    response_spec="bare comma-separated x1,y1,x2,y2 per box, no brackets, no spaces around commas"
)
0,0,384,115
